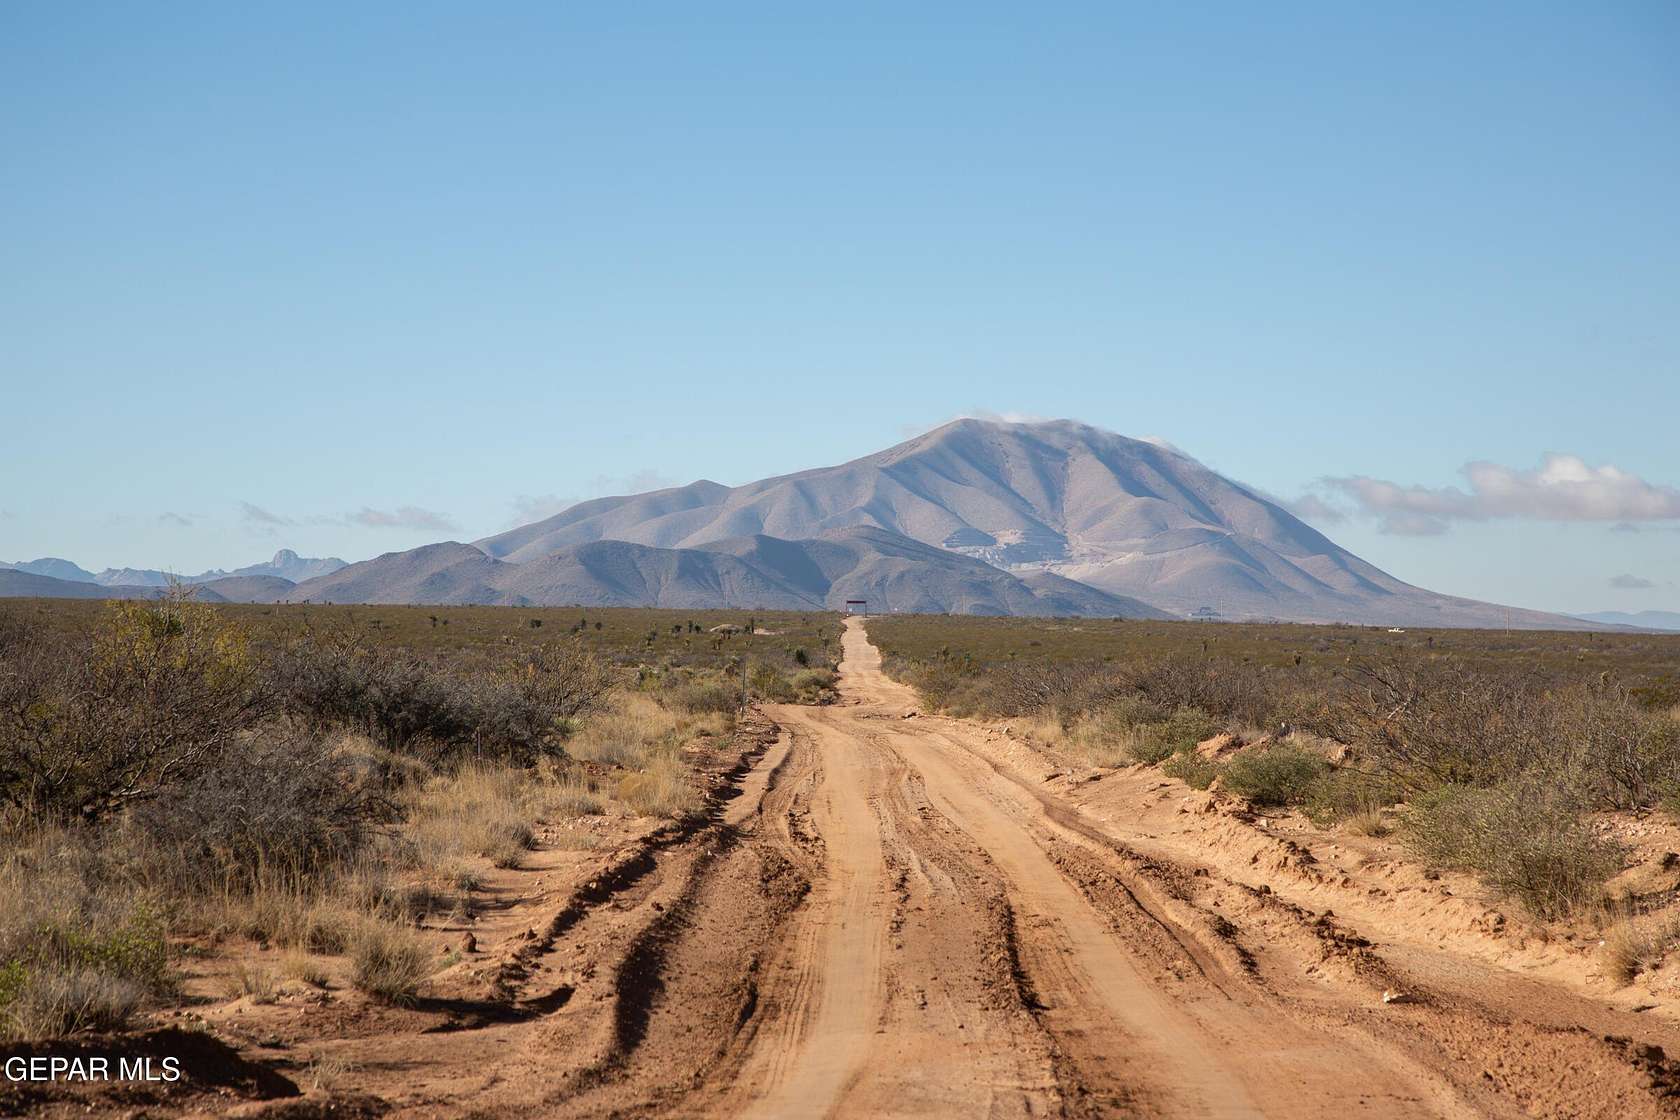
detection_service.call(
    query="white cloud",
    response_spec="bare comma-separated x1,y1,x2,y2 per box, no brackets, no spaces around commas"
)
1610,573,1656,590
1281,493,1348,526
1323,454,1680,535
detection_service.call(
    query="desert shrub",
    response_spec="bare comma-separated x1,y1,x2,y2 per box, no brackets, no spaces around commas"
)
750,664,795,703
1316,661,1680,813
667,679,739,715
987,660,1104,719
1404,780,1623,918
1132,707,1219,764
0,590,265,822
349,923,432,1005
902,660,973,712
127,733,391,893
269,635,474,751
1162,750,1220,790
1222,744,1328,807
1303,766,1403,828
1550,681,1680,810
272,634,611,763
1116,656,1274,726
470,642,613,761
1315,660,1560,792
790,668,838,703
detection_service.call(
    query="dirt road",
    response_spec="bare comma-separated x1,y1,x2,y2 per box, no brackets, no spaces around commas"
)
481,616,1679,1119
147,618,1680,1119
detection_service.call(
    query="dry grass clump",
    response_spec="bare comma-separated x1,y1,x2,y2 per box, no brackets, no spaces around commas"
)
348,923,434,1005
404,764,539,871
617,754,700,818
568,692,686,765
0,828,169,1041
231,964,279,1004
1602,911,1680,984
282,950,329,988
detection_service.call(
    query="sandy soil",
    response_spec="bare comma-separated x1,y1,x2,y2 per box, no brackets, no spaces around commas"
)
12,617,1680,1118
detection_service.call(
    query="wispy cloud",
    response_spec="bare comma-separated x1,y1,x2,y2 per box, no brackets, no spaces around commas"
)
1611,573,1655,590
240,501,293,527
348,506,459,532
1316,454,1680,536
158,511,192,527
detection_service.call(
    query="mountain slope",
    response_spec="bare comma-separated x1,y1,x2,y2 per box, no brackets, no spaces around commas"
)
476,419,1587,628
283,528,1167,616
0,558,97,583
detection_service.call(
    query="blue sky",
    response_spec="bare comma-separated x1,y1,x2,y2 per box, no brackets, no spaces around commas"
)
3,2,1677,612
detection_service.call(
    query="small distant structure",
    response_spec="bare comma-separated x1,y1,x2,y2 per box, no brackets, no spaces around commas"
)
844,599,868,616
1386,627,1406,633
1189,606,1221,620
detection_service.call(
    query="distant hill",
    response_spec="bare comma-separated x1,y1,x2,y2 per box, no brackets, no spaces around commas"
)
196,574,296,603
2,549,343,593
0,557,97,583
283,527,1169,617
1573,610,1680,633
0,570,230,603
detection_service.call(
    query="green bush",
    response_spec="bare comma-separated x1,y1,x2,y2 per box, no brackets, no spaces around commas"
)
1405,781,1623,919
667,679,739,715
1303,766,1403,827
1222,745,1328,807
1162,751,1220,790
1131,706,1219,764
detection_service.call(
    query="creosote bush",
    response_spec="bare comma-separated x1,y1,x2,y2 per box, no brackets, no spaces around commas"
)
1405,780,1623,919
0,590,264,822
1221,745,1328,807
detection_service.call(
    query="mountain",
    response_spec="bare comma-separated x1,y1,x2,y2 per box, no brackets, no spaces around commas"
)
283,528,1169,617
0,557,97,582
220,549,346,583
1573,610,1680,633
475,419,1590,628
1,421,1615,626
0,570,230,603
2,550,344,592
94,567,173,587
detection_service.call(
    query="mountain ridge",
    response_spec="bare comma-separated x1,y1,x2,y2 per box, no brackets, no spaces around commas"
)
471,419,1589,628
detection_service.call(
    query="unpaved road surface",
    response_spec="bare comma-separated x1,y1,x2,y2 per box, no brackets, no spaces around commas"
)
483,618,1680,1119
61,619,1680,1119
